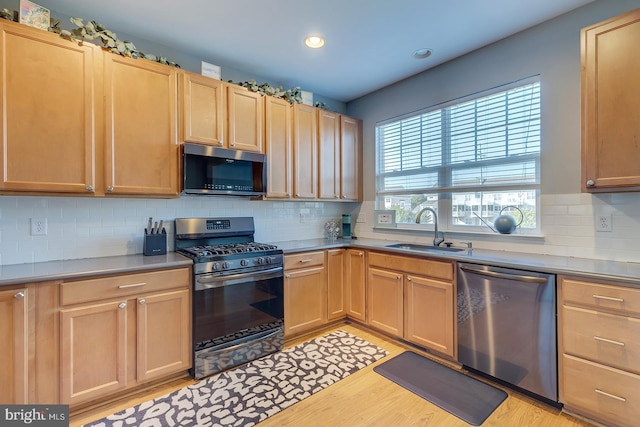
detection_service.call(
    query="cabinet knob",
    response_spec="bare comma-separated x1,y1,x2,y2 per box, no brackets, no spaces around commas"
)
106,186,114,192
285,274,291,279
139,299,146,305
358,252,363,257
14,291,25,299
586,179,595,187
407,277,412,281
86,185,94,192
119,302,127,309
396,275,401,280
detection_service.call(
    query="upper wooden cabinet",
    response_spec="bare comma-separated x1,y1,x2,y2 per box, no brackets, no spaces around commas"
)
0,22,99,194
227,84,264,152
340,116,362,201
582,8,640,192
179,71,224,146
318,110,340,199
292,103,318,199
264,96,292,198
104,54,179,196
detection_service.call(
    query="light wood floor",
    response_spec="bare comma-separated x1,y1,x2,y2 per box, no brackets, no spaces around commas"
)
70,323,596,427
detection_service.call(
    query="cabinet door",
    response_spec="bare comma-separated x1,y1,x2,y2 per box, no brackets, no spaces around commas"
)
292,103,318,198
60,300,128,405
582,9,640,191
104,54,178,196
318,110,340,199
264,96,292,198
0,22,97,194
180,71,224,146
284,266,326,337
367,267,403,337
346,249,366,321
227,85,263,152
137,289,191,381
326,249,346,320
0,288,28,404
340,116,362,201
405,275,454,357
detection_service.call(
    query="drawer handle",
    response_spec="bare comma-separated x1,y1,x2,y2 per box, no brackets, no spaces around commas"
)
118,282,147,289
595,389,626,402
118,302,127,309
594,336,625,346
299,259,313,263
14,291,25,299
592,294,624,302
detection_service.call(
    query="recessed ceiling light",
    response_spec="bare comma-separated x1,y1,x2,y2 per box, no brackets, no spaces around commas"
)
413,48,432,59
305,35,325,48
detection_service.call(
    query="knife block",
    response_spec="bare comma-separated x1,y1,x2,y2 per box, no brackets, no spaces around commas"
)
143,229,167,256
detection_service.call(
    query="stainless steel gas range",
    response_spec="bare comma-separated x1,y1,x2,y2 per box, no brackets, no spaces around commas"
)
175,217,284,379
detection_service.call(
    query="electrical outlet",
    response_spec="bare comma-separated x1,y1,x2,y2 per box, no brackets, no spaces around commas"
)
31,218,47,235
596,214,612,232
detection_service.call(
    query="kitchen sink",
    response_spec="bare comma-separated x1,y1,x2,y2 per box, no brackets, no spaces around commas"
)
385,243,465,253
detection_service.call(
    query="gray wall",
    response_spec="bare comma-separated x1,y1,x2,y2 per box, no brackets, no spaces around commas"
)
346,0,640,199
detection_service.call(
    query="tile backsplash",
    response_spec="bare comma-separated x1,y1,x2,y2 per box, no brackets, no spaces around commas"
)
0,196,357,266
1,192,638,266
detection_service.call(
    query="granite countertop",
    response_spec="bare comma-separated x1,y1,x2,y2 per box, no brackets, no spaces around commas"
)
0,253,193,287
273,237,640,286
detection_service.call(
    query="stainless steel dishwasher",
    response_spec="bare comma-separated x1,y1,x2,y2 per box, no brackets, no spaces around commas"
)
457,262,557,403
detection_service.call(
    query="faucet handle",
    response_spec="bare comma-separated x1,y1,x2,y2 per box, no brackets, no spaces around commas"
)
460,241,473,249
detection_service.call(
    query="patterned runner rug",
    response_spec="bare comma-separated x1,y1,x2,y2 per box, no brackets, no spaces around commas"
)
84,330,389,427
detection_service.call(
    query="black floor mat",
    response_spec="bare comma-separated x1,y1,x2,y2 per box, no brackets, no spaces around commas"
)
374,351,508,426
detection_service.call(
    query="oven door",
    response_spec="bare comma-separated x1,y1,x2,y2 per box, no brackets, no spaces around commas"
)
192,266,284,378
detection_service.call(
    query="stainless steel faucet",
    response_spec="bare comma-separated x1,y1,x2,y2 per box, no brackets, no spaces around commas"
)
415,207,445,246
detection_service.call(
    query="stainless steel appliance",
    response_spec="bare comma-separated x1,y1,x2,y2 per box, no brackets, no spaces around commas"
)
457,262,558,403
182,143,267,196
175,217,284,379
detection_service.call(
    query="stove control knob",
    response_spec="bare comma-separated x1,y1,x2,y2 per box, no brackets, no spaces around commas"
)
222,262,230,270
265,256,273,264
240,259,249,267
256,257,265,265
212,262,221,271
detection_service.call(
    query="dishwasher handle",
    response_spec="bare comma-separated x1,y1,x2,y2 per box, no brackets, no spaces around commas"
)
460,265,549,284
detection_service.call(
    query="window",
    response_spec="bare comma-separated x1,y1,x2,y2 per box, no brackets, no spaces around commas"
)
375,78,540,232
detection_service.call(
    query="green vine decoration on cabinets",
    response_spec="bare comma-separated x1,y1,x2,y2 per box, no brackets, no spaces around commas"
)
60,18,180,68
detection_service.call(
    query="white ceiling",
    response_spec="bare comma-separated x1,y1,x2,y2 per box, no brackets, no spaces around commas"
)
35,0,595,102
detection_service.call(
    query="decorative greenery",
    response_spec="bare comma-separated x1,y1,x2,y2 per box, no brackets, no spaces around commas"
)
59,17,180,68
314,102,328,110
0,8,16,21
230,80,302,105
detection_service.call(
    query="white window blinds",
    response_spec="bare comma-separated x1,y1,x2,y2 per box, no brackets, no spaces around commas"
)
376,80,540,196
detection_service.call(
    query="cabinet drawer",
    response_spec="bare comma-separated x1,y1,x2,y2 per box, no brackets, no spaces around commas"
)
61,268,190,306
368,252,453,281
562,354,640,427
562,277,640,314
562,305,640,374
284,251,325,270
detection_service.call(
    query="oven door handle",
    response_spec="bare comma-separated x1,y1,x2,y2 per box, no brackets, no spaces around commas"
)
195,266,283,290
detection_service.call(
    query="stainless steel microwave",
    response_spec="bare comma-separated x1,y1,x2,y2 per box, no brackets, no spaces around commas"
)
182,143,267,196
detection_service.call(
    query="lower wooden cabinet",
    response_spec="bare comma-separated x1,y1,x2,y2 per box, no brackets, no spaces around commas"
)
59,268,191,406
0,287,28,404
284,251,326,337
559,275,640,427
367,267,404,337
326,249,346,320
367,252,455,358
345,249,366,321
405,275,454,358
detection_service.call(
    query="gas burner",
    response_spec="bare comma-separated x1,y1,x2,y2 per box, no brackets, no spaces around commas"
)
180,242,278,258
